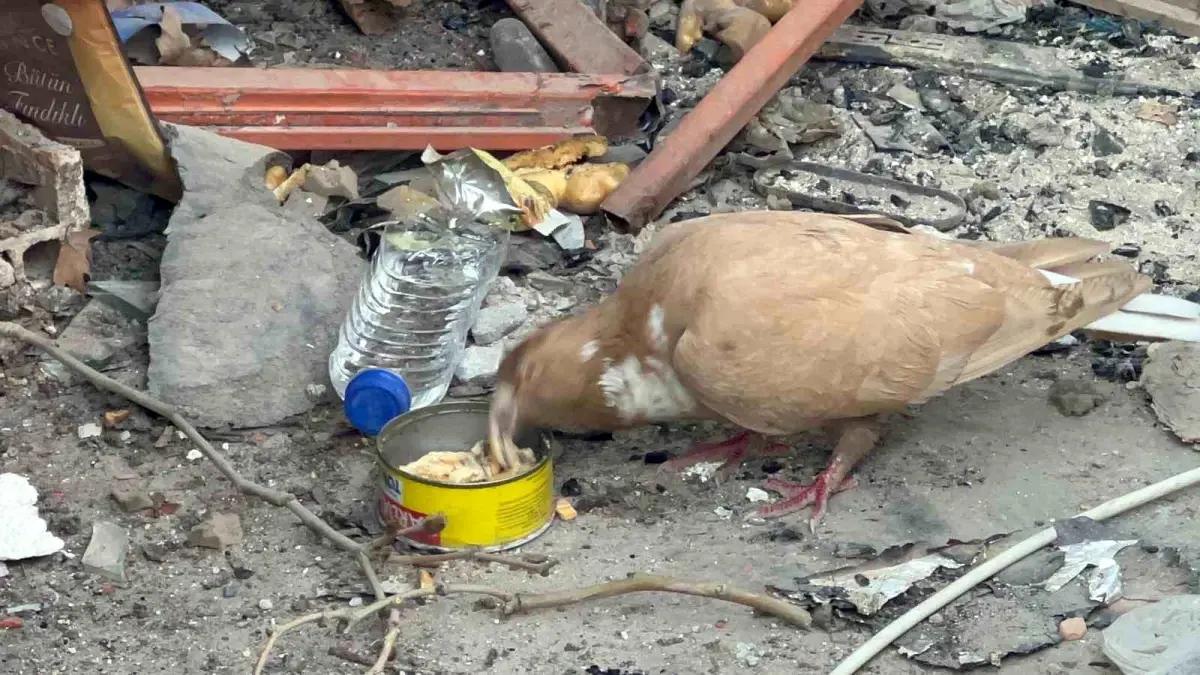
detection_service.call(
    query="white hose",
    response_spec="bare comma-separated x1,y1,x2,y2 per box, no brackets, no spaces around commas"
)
829,464,1200,675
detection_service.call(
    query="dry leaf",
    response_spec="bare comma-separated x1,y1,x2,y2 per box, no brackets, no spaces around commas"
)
155,5,193,65
418,569,435,590
52,228,101,293
1136,101,1178,126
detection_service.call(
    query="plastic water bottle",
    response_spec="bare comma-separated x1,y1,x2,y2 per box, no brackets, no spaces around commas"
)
328,217,508,423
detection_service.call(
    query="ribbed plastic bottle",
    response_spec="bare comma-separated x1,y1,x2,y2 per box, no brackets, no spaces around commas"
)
328,218,508,410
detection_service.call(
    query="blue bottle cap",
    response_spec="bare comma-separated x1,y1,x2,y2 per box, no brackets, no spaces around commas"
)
343,369,412,437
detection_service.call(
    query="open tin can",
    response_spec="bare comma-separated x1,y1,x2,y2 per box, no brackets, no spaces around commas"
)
376,400,555,552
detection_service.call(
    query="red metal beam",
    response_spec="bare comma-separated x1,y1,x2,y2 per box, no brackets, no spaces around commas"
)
600,0,861,231
134,67,656,151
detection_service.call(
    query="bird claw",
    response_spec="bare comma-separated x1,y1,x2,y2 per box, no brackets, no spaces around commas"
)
756,474,857,531
657,431,753,477
657,432,796,482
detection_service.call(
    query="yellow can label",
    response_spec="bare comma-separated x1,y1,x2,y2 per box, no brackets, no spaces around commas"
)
380,459,554,549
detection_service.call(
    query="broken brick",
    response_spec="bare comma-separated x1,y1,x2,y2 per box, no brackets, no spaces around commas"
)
0,110,88,288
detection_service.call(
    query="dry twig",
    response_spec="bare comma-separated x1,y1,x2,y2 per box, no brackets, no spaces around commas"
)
1,321,813,673
389,549,558,575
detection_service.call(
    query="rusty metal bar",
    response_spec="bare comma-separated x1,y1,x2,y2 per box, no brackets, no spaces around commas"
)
505,0,647,76
135,67,657,151
600,0,862,231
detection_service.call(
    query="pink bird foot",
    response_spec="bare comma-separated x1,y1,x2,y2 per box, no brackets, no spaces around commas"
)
757,474,858,530
754,418,881,531
659,431,791,481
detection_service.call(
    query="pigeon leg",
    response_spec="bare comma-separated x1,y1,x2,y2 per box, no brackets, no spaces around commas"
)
755,418,881,531
659,431,791,477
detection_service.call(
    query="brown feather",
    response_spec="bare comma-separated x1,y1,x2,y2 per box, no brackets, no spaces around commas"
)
494,211,1150,440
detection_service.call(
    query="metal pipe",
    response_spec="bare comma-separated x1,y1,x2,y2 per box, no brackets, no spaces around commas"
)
599,0,862,231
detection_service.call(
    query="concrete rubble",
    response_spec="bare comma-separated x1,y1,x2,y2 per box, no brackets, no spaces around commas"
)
81,521,129,583
186,513,244,550
454,344,504,388
470,300,529,346
0,110,88,288
147,124,363,428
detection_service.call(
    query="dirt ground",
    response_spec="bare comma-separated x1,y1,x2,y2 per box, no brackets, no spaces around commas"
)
2,330,1199,674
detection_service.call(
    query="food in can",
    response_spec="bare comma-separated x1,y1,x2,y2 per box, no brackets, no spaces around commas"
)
377,401,555,552
400,441,538,484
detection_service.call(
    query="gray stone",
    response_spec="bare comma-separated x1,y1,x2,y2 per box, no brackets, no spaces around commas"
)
160,123,290,223
1049,377,1113,417
1092,125,1126,157
110,485,153,513
187,513,243,550
87,280,159,322
472,302,528,346
454,345,504,388
301,160,358,200
490,18,559,73
0,257,13,289
82,521,129,582
52,300,143,370
551,217,586,251
1026,120,1065,149
148,126,363,428
1141,341,1200,444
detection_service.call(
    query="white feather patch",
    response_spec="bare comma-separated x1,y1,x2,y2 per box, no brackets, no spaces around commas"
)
598,355,697,423
580,340,600,361
647,304,668,353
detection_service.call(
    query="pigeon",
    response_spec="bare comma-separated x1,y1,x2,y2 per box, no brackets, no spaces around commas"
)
485,211,1200,528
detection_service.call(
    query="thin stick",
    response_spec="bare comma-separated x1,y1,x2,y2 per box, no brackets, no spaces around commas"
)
390,549,558,576
505,575,812,628
329,645,375,667
369,513,448,553
253,611,329,675
366,609,402,675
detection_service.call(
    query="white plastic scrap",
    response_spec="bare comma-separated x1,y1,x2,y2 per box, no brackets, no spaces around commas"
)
682,461,722,483
76,423,102,439
0,473,65,562
806,554,964,615
1041,539,1138,604
746,487,771,503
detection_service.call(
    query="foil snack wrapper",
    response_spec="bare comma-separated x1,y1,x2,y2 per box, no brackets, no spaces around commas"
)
421,146,551,231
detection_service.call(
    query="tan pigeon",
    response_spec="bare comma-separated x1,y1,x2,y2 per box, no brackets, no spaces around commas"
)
486,211,1200,528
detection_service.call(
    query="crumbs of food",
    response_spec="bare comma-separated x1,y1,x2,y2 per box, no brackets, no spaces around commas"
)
400,441,537,484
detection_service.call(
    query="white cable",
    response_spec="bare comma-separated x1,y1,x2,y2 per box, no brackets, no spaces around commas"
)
829,464,1200,675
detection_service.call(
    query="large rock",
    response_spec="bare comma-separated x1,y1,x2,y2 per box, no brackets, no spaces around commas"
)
148,125,364,428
